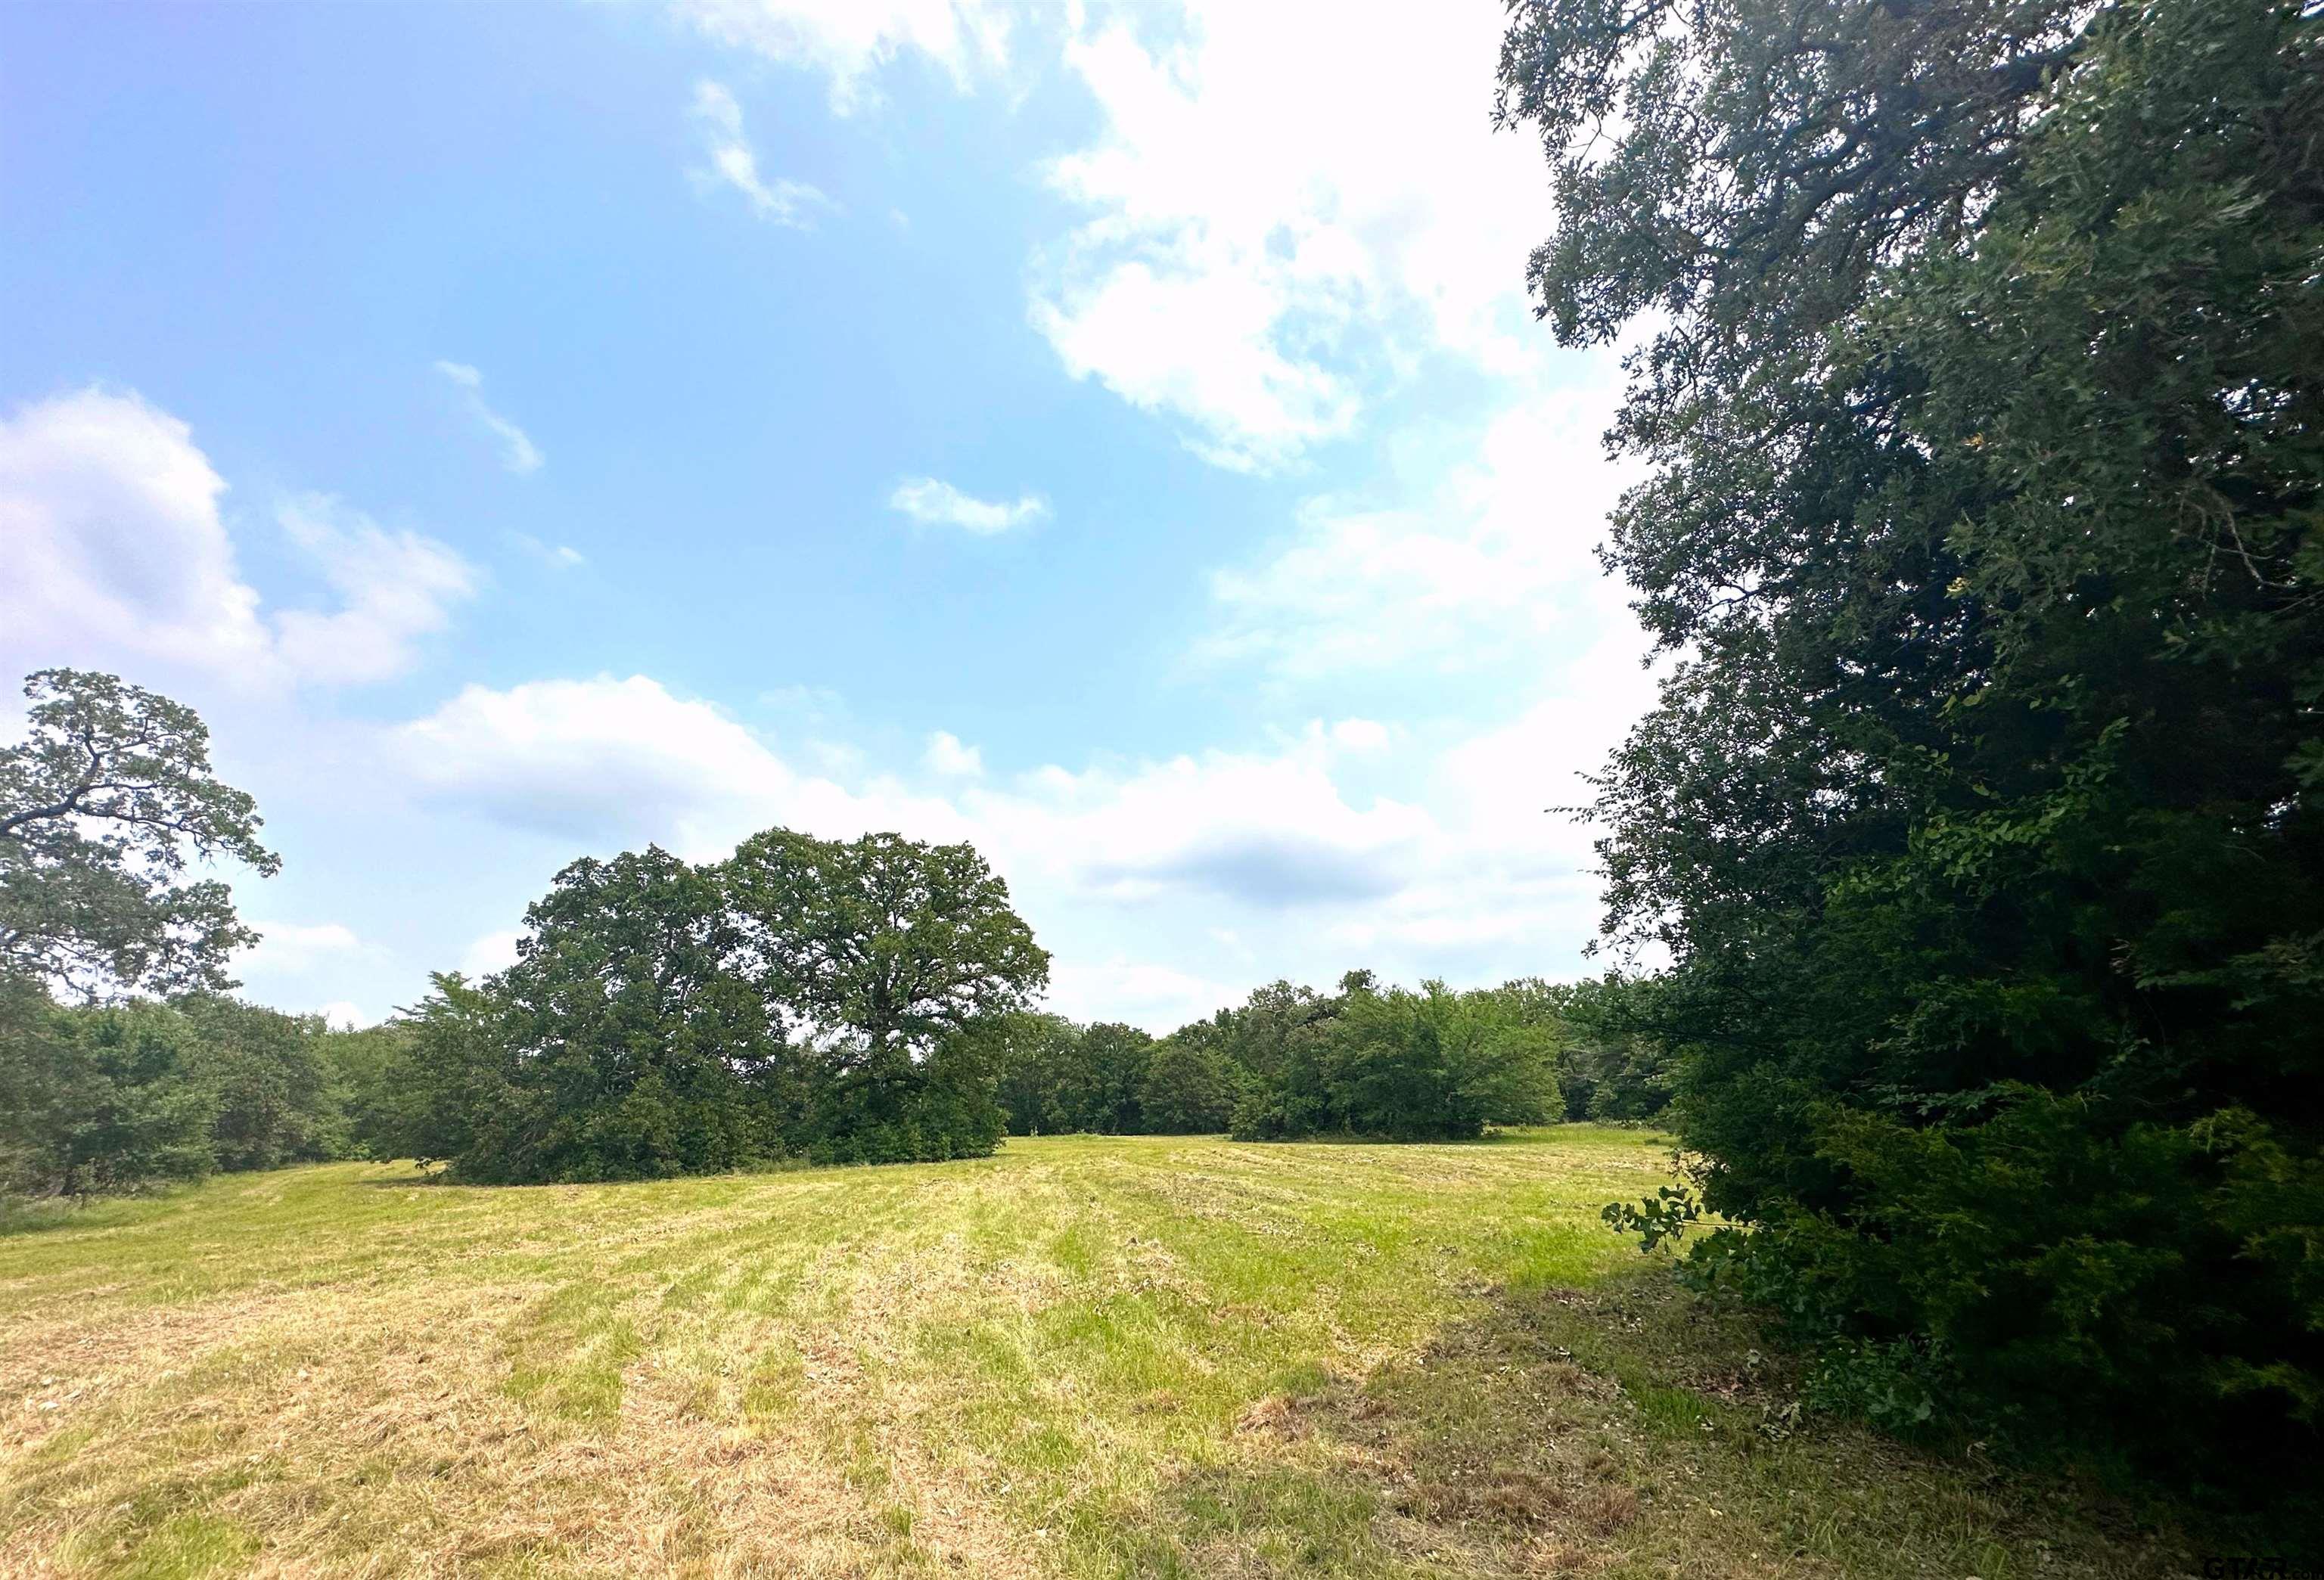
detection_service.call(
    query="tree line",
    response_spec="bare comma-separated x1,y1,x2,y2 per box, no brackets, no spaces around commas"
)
0,669,1670,1196
0,979,350,1197
1499,0,2321,1532
0,956,1673,1200
996,973,1669,1143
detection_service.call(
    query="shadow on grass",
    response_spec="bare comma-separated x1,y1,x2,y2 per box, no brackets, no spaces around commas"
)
1221,1125,1654,1149
0,1192,188,1240
1092,1271,2198,1580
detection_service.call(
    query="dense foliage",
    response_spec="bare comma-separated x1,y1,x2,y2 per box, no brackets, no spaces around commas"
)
362,830,1045,1181
0,982,349,1197
1226,975,1559,1142
727,829,1046,1162
995,1014,1160,1135
1500,0,2324,1512
993,972,1603,1142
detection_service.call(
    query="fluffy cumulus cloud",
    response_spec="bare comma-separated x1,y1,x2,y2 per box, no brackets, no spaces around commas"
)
887,476,1048,533
390,674,964,858
460,928,524,979
433,361,542,473
673,0,1552,470
687,80,833,225
974,734,1435,910
380,673,1636,1029
390,675,1424,912
676,0,1011,114
0,387,475,688
0,388,271,675
1029,2,1554,470
924,729,983,777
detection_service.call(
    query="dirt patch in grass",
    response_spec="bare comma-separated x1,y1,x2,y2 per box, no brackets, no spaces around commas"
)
1188,1278,2203,1580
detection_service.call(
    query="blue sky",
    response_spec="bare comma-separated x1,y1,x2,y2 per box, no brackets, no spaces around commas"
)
1,0,1653,1030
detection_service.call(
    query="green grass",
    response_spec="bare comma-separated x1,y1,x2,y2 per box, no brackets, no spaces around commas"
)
0,1130,2192,1576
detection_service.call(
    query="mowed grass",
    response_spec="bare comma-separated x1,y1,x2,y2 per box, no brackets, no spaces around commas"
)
0,1130,2190,1578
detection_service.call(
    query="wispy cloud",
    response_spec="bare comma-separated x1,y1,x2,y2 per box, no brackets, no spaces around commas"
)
512,532,586,570
676,0,1014,116
434,361,543,474
273,493,479,684
888,476,1049,534
688,80,832,227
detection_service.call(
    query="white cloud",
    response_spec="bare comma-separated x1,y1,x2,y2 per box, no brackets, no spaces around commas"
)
887,476,1049,534
274,495,478,685
0,387,270,676
239,920,362,976
316,1001,373,1032
391,674,962,859
0,387,475,688
1029,2,1555,469
972,735,1435,909
1045,958,1237,1033
433,361,543,474
924,729,983,778
389,679,1434,911
460,928,524,979
688,80,833,225
384,668,1645,1026
1200,374,1638,681
677,0,1011,114
1032,258,1361,474
675,1,1551,469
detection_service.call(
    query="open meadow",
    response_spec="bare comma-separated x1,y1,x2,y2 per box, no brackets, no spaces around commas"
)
0,1130,2191,1578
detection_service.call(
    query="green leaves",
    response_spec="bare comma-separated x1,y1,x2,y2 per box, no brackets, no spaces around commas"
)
1500,0,2324,1508
0,670,278,997
724,829,1048,1065
383,830,1050,1181
0,982,349,1197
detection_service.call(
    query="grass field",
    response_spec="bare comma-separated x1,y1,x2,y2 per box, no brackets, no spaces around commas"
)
1,1130,2192,1578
